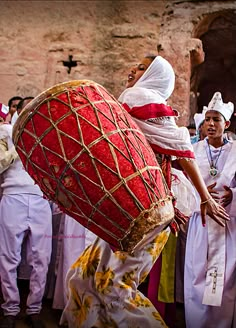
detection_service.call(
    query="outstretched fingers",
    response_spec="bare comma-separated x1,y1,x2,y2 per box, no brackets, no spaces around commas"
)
200,199,230,227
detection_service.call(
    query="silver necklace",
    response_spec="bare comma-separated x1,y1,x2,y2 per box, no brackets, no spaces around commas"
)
207,141,223,177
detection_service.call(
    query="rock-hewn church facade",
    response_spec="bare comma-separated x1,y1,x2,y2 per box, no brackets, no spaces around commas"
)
0,0,235,130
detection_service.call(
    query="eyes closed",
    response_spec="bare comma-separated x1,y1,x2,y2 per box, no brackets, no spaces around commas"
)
136,64,148,71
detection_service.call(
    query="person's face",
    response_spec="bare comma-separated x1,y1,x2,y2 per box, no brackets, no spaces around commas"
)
188,127,196,137
126,57,153,88
204,111,230,141
18,98,33,115
9,99,21,116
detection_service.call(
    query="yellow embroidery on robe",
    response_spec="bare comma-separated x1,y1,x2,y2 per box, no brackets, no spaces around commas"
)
146,230,169,261
95,266,115,294
120,269,137,289
71,243,101,278
61,233,171,328
70,288,92,326
114,251,128,263
130,293,152,307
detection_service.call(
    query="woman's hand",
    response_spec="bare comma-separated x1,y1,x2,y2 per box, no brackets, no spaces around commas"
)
200,197,230,227
220,185,233,207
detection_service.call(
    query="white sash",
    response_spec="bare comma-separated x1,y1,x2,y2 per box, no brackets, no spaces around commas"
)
202,218,225,306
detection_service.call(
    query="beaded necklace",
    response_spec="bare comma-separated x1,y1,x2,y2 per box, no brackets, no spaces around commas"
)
207,139,224,177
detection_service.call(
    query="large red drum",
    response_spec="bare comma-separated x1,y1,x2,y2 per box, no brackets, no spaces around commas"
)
13,80,174,252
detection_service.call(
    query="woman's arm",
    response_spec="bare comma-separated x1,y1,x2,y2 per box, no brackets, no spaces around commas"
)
177,158,230,227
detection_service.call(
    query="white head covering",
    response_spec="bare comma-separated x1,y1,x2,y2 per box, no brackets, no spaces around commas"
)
118,55,194,159
194,112,205,130
119,55,175,107
134,56,175,100
202,92,234,121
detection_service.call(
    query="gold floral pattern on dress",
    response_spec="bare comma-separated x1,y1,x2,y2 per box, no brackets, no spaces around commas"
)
70,288,92,326
71,240,101,278
130,293,152,308
114,251,128,263
146,230,169,262
152,311,168,327
62,234,170,328
120,269,137,289
95,265,115,294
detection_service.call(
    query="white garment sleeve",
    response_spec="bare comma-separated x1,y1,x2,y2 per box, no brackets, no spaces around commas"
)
0,138,19,174
227,186,236,217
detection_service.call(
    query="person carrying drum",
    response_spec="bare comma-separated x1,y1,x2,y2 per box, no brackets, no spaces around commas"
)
60,54,229,328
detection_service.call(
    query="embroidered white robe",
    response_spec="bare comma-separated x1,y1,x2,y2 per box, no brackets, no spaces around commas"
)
184,139,236,328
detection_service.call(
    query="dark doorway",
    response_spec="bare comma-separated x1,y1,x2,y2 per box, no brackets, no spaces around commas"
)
191,10,236,132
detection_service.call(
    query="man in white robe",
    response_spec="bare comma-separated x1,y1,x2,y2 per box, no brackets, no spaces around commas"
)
0,116,52,328
184,92,236,328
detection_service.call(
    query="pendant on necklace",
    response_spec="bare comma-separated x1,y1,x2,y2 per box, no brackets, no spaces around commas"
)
209,166,218,177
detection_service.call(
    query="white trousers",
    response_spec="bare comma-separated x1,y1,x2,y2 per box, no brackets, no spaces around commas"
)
0,194,52,316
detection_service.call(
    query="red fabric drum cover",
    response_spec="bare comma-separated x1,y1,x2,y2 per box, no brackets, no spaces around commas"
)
13,80,174,252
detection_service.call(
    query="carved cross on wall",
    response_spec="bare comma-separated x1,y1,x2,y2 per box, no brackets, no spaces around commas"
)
62,55,78,74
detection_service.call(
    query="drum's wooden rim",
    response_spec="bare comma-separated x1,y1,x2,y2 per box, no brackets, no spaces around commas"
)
12,79,98,144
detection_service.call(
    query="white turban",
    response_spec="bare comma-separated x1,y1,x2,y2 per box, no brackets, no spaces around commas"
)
202,92,234,121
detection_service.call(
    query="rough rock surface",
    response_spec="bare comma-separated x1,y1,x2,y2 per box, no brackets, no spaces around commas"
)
0,0,235,130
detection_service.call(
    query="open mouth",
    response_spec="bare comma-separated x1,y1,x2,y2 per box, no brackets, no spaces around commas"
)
128,74,134,82
207,129,215,133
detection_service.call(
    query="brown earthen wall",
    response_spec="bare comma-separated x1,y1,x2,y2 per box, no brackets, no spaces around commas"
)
0,1,236,127
0,1,165,104
160,0,236,126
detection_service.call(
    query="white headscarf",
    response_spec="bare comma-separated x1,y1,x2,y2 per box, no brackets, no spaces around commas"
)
135,56,175,99
118,55,194,159
119,56,175,107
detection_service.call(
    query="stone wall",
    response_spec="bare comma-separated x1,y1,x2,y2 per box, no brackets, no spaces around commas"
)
0,0,236,128
0,1,165,104
160,0,236,126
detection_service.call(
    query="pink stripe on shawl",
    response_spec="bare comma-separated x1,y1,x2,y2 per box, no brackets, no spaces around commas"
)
122,102,178,119
123,102,195,159
151,143,195,159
